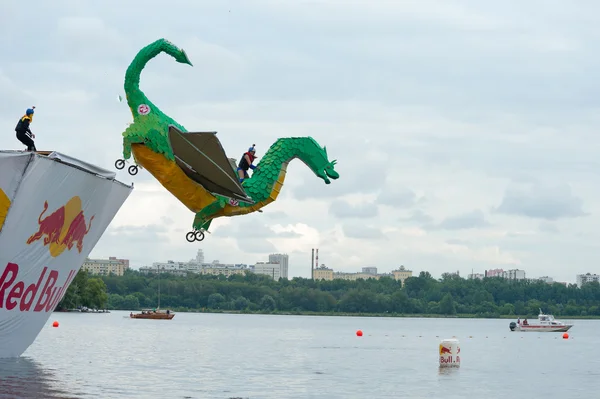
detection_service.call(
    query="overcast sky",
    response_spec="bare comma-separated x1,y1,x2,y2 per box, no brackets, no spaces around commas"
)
2,0,600,283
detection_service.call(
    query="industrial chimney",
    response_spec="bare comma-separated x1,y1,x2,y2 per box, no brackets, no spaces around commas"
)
311,248,315,280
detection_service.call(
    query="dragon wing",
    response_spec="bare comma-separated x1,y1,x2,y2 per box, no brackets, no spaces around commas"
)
167,125,254,204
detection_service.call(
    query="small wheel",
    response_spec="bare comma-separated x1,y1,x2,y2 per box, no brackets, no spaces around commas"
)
185,231,196,242
195,231,205,241
115,159,125,170
128,165,138,175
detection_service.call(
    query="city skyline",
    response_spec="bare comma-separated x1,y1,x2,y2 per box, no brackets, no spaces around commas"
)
85,249,591,286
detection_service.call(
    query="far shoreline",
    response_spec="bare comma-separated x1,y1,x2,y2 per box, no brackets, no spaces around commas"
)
83,308,600,320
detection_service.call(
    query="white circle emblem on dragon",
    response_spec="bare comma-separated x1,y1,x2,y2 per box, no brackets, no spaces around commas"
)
137,104,151,115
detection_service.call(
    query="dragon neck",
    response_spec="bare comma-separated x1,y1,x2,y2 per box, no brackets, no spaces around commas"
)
124,38,177,120
244,137,323,202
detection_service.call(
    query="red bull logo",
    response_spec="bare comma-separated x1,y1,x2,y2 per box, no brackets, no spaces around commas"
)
439,345,460,355
26,196,94,257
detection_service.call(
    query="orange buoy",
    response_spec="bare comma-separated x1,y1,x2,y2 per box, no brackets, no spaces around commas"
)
356,330,363,337
563,332,569,339
52,321,59,328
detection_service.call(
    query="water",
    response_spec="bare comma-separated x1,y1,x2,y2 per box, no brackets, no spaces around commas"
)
0,311,597,398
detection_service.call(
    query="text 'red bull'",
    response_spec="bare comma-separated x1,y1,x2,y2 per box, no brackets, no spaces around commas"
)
0,263,77,312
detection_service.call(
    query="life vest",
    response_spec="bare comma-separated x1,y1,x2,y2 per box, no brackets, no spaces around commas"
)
238,152,256,170
15,115,32,132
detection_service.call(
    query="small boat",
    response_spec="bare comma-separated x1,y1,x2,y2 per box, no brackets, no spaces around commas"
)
130,309,174,320
129,265,174,320
509,309,573,332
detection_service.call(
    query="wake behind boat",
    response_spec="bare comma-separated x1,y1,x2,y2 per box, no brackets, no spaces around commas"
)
509,309,573,332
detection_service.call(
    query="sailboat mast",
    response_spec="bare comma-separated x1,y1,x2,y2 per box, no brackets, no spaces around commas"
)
157,264,160,309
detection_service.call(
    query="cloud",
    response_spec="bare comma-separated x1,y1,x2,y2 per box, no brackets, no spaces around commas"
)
493,181,588,220
342,224,385,240
437,210,491,230
210,219,312,256
211,222,280,254
212,220,276,239
538,221,559,234
400,209,434,225
91,223,173,266
292,150,388,200
264,211,288,220
235,238,278,254
377,186,423,207
329,199,378,219
445,238,470,246
275,231,302,238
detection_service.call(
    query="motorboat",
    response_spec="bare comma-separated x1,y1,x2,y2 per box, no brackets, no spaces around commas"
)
509,309,573,332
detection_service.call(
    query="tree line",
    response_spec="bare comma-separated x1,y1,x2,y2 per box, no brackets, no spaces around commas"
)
56,269,108,311
58,268,600,318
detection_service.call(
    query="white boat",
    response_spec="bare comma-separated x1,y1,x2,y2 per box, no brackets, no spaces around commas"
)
509,309,573,332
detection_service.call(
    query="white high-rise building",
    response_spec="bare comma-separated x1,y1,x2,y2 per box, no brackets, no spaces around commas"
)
195,249,205,264
576,273,600,288
254,262,281,280
269,253,289,279
538,276,554,284
502,269,526,280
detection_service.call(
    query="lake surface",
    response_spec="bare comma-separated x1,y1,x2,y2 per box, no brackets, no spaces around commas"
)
0,311,597,398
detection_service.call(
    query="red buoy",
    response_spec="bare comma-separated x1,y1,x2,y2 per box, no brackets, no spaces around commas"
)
356,330,363,337
563,332,569,339
52,321,59,328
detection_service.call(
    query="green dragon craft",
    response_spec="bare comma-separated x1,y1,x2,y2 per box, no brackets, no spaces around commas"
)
114,38,340,242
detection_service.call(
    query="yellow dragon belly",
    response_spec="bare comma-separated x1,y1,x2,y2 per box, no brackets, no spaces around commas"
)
131,144,217,212
132,144,288,220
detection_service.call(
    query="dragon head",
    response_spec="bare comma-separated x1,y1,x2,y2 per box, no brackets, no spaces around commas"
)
163,39,193,66
306,143,340,184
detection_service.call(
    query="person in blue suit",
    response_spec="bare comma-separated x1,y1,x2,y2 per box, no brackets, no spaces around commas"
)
15,107,36,151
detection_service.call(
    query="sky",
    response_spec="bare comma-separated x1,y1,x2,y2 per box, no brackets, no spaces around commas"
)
2,0,600,283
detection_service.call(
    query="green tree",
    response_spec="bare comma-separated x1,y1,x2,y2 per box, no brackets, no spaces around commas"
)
499,303,515,315
260,295,276,311
83,278,109,309
207,293,226,309
233,296,249,310
89,268,600,318
439,293,456,315
122,294,140,310
57,269,89,310
107,294,124,309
